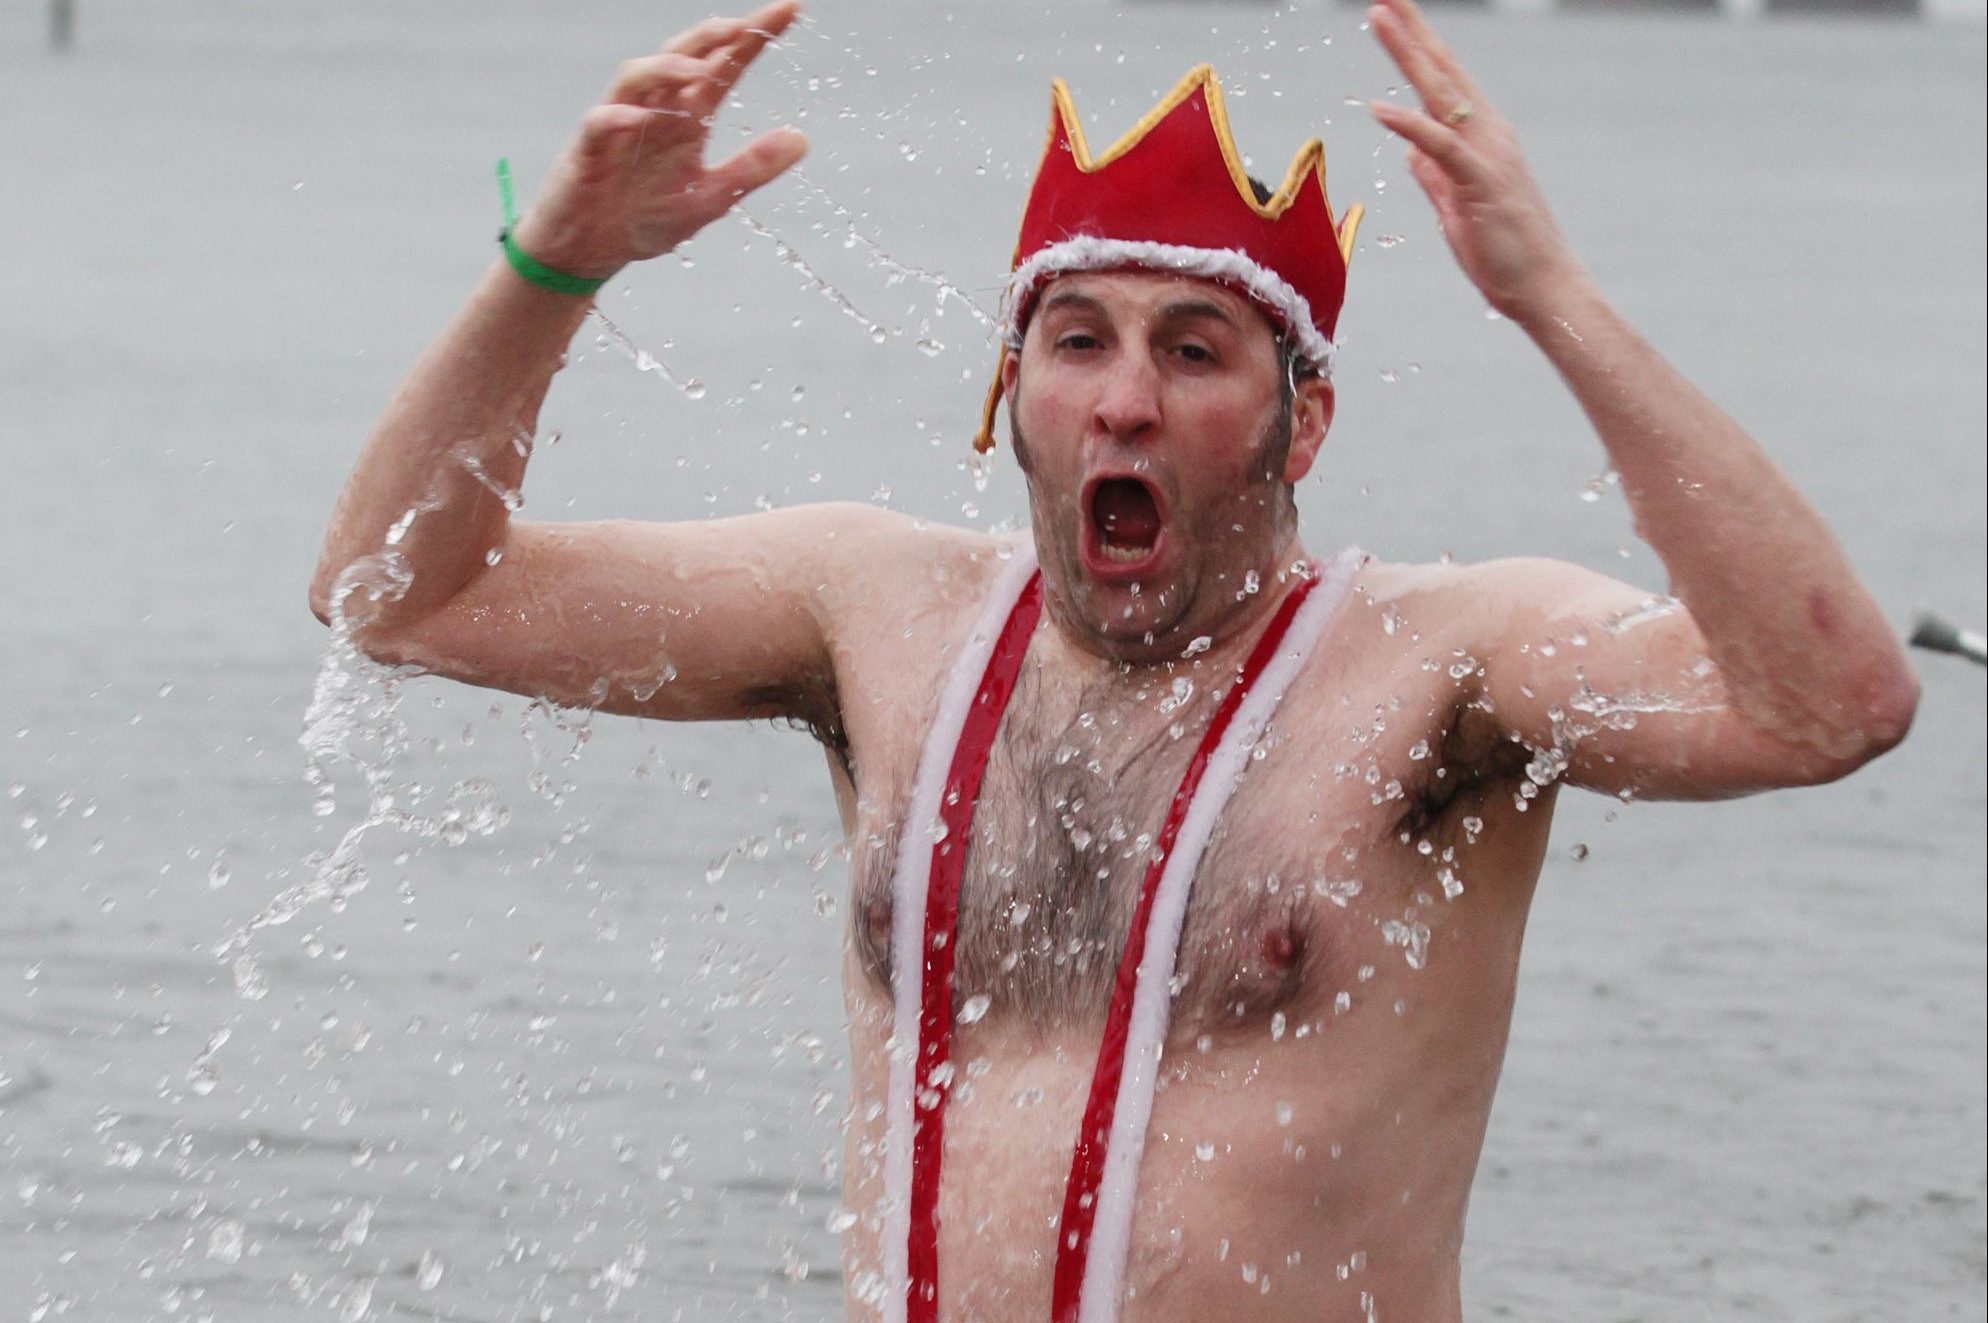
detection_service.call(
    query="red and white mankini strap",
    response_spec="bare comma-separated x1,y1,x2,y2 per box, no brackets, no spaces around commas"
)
881,546,1362,1323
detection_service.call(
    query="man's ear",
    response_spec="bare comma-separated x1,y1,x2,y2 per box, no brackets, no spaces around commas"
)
1281,378,1334,484
1001,346,1020,404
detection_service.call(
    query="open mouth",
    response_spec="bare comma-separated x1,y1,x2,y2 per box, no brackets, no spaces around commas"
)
1086,475,1165,569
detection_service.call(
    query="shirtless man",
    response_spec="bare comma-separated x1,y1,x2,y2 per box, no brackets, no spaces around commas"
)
309,1,1919,1318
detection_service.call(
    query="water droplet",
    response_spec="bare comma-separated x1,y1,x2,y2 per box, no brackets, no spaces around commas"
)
339,1278,374,1323
338,1202,373,1251
417,1251,445,1291
682,378,706,400
1194,1140,1217,1162
207,859,231,890
1313,878,1361,906
1381,915,1430,970
958,994,992,1025
207,1219,245,1264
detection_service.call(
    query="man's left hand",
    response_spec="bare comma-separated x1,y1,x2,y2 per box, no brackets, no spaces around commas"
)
1367,0,1586,325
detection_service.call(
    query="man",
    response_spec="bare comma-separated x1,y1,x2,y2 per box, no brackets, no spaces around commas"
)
309,0,1918,1318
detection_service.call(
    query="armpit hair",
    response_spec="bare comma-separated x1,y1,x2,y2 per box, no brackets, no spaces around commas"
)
746,664,849,756
1390,694,1531,840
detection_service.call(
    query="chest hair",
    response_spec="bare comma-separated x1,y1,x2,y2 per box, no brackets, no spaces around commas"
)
854,658,1339,1032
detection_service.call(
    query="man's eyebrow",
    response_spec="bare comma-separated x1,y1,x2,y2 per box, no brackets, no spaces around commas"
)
1037,289,1108,319
1155,297,1242,329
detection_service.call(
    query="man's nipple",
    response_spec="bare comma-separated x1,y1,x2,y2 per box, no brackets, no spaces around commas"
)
1261,924,1303,971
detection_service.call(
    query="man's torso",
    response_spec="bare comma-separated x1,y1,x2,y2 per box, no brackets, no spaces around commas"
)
820,531,1557,1321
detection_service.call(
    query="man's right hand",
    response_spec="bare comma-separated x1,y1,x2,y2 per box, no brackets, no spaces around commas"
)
507,0,807,283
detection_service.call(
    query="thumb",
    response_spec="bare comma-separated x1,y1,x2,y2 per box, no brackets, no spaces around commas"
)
702,125,808,211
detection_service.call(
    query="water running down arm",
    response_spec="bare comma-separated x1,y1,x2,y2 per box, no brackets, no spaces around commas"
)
1366,0,1918,797
308,4,881,726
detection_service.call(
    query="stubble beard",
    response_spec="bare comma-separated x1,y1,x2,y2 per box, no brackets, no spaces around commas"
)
1009,396,1301,661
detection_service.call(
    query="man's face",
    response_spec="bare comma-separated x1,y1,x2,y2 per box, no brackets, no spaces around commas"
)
1005,269,1333,661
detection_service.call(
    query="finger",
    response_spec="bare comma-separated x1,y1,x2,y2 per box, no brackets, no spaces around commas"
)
608,52,718,110
648,4,800,124
1374,0,1489,110
1369,100,1484,186
663,14,750,60
715,0,800,74
664,1,797,61
1403,144,1453,213
1404,147,1468,244
1368,4,1465,121
579,102,653,152
684,11,793,117
697,124,808,212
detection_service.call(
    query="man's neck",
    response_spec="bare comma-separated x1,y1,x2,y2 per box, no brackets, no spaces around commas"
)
1035,535,1314,678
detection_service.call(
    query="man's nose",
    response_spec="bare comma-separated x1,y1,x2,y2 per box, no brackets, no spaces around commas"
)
1092,351,1163,443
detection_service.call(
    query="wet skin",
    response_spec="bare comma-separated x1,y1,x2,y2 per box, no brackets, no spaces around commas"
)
312,3,1918,1316
814,272,1552,1321
828,532,1555,1323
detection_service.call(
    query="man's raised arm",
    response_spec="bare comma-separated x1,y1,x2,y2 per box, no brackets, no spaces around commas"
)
309,3,877,728
1366,0,1918,799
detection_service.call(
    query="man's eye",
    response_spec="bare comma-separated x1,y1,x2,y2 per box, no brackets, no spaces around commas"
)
1056,333,1101,352
1175,343,1216,364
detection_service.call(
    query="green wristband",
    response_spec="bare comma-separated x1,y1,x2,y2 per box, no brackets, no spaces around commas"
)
495,158,609,298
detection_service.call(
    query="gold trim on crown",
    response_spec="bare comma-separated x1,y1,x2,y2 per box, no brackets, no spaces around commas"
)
1045,65,1363,266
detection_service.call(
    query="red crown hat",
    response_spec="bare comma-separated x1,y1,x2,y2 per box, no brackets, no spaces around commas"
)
974,66,1363,453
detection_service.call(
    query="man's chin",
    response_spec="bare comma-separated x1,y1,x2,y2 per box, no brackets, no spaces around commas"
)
1064,577,1192,659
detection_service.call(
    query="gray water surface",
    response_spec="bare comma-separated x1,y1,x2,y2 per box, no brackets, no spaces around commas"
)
2,2,1982,1319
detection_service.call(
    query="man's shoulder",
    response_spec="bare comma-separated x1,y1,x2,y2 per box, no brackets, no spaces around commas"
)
796,506,1024,667
1356,552,1619,605
797,502,1014,594
1345,552,1634,649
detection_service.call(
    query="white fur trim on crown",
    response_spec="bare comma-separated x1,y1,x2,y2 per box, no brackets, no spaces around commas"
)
1002,236,1338,378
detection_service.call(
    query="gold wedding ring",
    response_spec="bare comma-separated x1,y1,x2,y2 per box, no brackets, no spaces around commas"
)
1444,101,1475,126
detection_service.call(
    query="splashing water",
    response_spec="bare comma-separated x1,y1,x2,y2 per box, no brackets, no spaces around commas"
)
212,548,519,1006
736,209,894,344
1601,595,1682,636
788,167,1000,334
590,309,706,398
1519,679,1719,808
